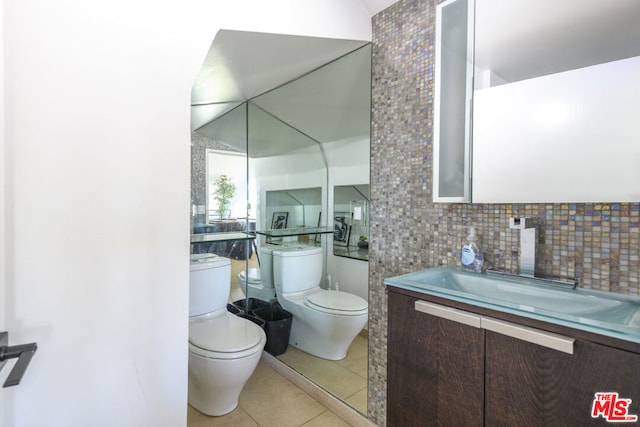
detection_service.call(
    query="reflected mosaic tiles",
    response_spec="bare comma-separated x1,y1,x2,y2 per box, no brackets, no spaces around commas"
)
367,0,639,425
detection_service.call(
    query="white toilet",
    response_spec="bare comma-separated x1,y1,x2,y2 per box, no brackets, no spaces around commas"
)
237,246,278,302
272,246,368,361
189,254,266,416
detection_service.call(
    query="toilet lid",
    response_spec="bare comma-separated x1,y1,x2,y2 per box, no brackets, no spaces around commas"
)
190,313,263,355
305,290,368,313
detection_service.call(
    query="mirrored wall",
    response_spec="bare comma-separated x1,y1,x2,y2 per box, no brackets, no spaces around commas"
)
190,30,371,414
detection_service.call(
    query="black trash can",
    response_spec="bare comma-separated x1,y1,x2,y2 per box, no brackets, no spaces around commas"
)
232,297,270,314
253,305,293,356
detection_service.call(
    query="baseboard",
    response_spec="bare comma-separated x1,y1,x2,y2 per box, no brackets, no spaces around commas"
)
260,352,377,427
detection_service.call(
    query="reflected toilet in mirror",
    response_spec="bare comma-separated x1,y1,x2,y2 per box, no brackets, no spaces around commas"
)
237,245,280,302
190,30,371,414
273,245,368,361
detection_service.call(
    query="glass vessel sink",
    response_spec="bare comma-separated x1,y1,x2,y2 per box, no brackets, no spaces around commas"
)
385,267,640,343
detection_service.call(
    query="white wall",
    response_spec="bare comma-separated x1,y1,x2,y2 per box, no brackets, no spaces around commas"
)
1,1,372,426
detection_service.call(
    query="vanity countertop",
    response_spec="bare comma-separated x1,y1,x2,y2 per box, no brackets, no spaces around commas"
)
385,267,640,346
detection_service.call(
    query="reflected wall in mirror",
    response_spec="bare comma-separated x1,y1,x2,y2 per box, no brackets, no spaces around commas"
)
189,30,371,415
472,0,640,202
333,184,370,261
247,101,328,238
265,188,322,244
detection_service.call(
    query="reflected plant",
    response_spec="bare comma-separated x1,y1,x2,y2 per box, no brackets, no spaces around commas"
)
213,175,236,219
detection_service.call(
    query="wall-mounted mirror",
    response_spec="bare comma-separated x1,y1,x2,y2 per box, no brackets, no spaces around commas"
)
435,0,640,203
190,30,371,415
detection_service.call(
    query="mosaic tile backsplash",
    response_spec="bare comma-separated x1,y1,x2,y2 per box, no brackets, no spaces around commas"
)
368,0,640,424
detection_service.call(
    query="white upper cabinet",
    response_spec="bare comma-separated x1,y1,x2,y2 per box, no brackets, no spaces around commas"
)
434,0,640,203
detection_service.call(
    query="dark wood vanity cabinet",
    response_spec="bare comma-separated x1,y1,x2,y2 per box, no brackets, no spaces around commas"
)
485,331,640,426
387,290,484,426
387,288,640,427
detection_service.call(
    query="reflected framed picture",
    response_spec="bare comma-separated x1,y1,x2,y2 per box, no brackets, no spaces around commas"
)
333,212,351,246
271,212,289,229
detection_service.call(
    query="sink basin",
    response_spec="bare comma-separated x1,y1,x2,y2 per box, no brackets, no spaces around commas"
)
385,267,640,342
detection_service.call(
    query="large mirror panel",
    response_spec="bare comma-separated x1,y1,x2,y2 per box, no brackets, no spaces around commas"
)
190,30,371,415
248,44,370,415
472,0,640,202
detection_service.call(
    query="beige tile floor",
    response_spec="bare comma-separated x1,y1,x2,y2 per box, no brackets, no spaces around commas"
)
276,335,368,414
187,361,355,427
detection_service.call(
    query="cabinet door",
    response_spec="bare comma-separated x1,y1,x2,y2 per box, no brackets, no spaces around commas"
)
486,331,640,427
387,292,484,426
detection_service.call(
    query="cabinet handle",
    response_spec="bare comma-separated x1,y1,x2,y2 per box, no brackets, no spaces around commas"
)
414,301,574,354
482,318,574,354
415,300,482,328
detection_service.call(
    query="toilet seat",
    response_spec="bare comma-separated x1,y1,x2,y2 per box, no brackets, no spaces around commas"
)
189,313,265,359
304,290,368,316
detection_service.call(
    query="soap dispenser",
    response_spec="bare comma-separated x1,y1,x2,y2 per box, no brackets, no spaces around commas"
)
461,227,484,273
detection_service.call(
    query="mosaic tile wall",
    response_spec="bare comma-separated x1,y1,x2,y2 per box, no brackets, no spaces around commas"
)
367,0,640,424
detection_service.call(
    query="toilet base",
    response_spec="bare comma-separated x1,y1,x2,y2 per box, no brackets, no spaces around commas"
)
281,297,368,361
289,321,360,361
188,348,263,416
